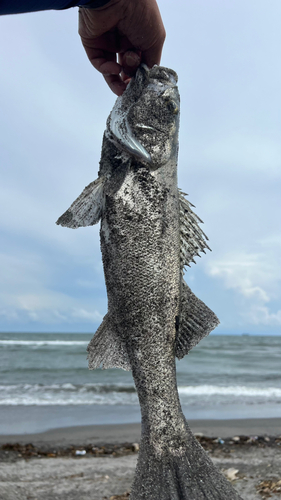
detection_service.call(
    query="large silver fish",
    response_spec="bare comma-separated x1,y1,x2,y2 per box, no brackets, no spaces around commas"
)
57,65,242,499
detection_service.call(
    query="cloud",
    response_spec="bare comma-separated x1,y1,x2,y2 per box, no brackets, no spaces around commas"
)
206,242,281,328
0,2,280,335
207,252,272,301
0,292,103,327
0,250,105,330
72,308,103,322
0,252,48,292
244,305,281,326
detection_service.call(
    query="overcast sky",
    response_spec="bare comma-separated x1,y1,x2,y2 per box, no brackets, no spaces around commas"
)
0,0,280,334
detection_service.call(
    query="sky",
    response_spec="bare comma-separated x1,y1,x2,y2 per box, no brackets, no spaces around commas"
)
0,0,280,335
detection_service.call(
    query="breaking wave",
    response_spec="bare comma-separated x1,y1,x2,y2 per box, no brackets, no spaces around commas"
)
0,340,88,346
1,383,281,406
0,383,138,406
178,385,281,397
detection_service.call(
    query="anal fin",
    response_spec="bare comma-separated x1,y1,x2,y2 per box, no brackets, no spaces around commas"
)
175,279,219,359
87,313,131,371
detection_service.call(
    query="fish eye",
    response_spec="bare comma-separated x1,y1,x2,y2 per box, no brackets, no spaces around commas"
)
166,99,179,115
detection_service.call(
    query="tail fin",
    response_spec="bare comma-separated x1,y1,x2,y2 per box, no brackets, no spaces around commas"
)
130,422,243,500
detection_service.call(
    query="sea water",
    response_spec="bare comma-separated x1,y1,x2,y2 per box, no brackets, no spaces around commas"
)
0,333,280,434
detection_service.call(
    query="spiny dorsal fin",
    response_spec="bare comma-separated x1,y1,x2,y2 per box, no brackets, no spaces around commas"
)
87,314,131,371
175,279,219,359
56,177,104,229
179,189,211,272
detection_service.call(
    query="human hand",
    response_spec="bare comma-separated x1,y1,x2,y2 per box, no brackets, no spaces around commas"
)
78,0,166,96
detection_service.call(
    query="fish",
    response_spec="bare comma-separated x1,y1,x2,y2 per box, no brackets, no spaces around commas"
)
57,65,243,499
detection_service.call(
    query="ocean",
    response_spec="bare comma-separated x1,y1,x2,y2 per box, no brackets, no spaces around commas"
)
0,333,280,435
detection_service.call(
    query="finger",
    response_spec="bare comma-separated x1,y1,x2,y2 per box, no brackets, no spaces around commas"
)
141,36,165,69
141,0,166,67
120,50,141,77
140,21,166,69
118,0,166,69
103,74,127,96
82,46,122,76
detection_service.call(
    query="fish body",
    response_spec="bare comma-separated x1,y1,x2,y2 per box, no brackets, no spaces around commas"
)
57,66,243,499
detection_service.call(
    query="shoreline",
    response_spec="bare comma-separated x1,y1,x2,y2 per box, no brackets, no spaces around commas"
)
1,419,281,500
1,417,280,446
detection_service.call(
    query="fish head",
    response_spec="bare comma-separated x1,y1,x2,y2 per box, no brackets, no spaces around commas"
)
107,65,180,168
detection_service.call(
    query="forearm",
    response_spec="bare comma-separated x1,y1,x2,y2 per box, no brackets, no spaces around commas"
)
0,0,109,15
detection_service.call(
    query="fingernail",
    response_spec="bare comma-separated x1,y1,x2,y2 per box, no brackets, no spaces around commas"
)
125,51,140,67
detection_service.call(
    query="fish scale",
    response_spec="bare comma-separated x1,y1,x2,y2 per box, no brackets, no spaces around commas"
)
57,65,243,499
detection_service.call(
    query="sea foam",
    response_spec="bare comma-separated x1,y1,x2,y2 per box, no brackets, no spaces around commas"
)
0,340,88,346
1,382,281,406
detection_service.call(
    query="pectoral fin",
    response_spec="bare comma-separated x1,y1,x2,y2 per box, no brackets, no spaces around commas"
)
56,177,104,228
87,313,131,371
175,279,219,359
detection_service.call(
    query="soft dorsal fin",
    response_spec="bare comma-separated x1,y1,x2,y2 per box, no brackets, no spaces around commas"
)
179,189,211,271
56,177,104,229
175,279,219,359
87,314,131,371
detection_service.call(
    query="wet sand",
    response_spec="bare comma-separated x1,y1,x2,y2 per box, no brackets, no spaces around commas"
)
1,418,281,446
0,419,281,500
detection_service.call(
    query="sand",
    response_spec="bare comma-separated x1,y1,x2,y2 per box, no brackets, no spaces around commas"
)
0,419,281,500
1,418,281,447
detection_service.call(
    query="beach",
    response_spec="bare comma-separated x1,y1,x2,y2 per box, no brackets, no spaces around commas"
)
1,418,281,500
1,334,281,498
